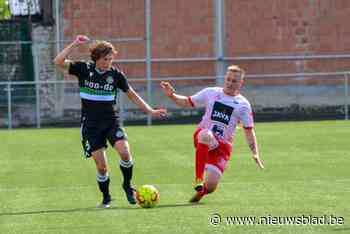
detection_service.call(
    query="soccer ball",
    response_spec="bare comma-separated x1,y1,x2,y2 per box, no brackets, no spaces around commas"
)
136,185,160,208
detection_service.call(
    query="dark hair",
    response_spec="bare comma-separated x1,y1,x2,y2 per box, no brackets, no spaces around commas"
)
89,40,117,62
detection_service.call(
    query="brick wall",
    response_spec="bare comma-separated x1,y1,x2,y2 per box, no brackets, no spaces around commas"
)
225,0,350,74
62,0,350,79
63,0,216,78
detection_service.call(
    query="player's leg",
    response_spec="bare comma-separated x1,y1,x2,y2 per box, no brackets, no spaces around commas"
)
107,126,136,204
190,140,230,203
92,149,112,208
114,139,133,188
193,129,218,191
205,165,222,193
113,139,137,204
189,166,221,203
81,119,111,207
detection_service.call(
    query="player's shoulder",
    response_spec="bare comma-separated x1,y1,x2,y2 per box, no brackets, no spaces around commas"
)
235,94,252,107
71,60,89,65
235,94,250,103
200,86,222,94
111,66,126,77
68,60,91,75
72,60,92,70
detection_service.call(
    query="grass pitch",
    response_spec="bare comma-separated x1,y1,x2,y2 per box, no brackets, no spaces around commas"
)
0,121,349,234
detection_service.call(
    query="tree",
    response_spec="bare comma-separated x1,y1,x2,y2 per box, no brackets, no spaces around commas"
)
0,0,10,20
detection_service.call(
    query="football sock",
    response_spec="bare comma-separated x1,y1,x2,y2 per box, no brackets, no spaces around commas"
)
97,173,110,198
195,143,209,181
190,183,209,203
198,183,209,196
119,159,133,188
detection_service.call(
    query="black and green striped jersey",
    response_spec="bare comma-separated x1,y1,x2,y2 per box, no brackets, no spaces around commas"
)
68,61,129,120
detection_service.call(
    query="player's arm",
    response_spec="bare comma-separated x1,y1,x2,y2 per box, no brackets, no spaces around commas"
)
126,86,167,118
53,35,90,73
243,127,264,169
160,81,192,108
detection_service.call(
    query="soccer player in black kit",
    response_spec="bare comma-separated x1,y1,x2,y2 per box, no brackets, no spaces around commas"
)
54,35,166,208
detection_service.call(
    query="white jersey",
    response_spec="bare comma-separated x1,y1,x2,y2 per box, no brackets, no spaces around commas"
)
189,87,254,144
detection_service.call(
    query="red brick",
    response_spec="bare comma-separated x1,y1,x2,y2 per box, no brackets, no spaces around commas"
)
295,27,306,36
62,0,350,77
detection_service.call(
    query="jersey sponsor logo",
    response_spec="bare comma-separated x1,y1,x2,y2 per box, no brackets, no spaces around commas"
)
211,101,234,125
106,76,114,84
84,80,114,91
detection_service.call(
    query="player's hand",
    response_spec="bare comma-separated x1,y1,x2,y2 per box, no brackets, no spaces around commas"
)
252,154,264,169
150,108,167,118
74,35,90,45
160,81,175,98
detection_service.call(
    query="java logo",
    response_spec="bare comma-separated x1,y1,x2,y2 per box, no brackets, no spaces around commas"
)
212,111,230,122
211,102,234,125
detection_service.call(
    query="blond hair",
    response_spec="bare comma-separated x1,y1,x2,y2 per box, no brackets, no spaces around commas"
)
227,65,245,80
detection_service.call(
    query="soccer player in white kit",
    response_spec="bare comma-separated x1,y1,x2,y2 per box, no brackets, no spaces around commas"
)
160,65,264,203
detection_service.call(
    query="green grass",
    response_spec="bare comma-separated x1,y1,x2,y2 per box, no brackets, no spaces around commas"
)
0,121,349,234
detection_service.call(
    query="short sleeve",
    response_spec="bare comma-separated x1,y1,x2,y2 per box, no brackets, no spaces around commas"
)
68,61,87,77
189,88,212,107
116,71,130,92
239,103,254,129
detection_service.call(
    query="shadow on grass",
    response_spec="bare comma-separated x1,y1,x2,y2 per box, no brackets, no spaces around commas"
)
0,206,125,216
155,202,204,209
0,202,202,216
333,227,350,232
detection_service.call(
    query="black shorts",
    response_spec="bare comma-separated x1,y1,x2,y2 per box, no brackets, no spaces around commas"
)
80,117,127,158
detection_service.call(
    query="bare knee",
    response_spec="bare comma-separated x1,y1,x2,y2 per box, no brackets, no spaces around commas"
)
198,129,214,145
96,163,108,175
92,150,108,175
114,140,132,161
119,150,131,161
206,183,217,194
205,169,221,193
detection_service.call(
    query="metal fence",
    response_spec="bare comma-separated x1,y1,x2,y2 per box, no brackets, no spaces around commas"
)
1,72,349,129
1,0,350,129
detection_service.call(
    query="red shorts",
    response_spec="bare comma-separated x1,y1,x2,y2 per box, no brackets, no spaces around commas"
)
193,128,232,174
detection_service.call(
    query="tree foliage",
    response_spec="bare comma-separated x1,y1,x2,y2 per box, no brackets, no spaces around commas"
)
0,0,10,20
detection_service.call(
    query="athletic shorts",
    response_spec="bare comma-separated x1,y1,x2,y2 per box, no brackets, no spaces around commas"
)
193,128,232,174
80,116,127,158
